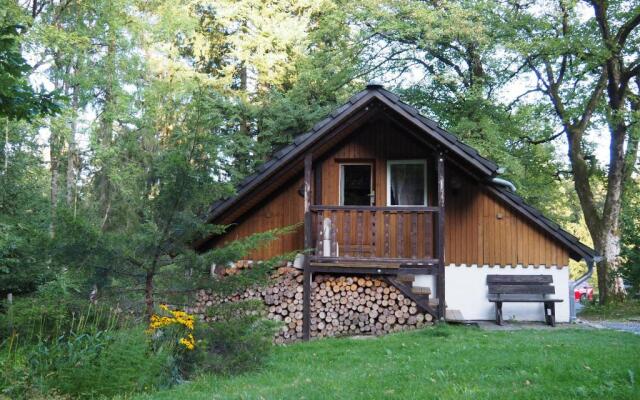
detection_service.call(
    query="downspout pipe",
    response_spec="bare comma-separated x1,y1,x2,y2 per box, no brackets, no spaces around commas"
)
491,177,517,192
569,258,598,322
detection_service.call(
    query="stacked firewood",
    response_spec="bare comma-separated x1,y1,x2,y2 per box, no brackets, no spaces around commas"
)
190,267,433,343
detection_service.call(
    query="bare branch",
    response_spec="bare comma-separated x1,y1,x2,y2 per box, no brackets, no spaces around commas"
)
622,61,640,86
576,69,607,131
557,0,570,85
521,130,564,145
615,6,640,46
505,86,543,110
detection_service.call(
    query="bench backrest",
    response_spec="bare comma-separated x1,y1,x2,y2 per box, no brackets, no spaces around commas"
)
487,275,555,295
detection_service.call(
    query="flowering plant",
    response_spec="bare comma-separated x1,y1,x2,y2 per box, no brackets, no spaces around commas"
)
147,304,196,350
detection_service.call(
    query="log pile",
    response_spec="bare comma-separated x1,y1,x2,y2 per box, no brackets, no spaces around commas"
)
190,267,434,343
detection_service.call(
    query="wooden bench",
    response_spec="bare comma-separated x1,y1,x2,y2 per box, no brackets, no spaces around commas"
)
487,275,563,327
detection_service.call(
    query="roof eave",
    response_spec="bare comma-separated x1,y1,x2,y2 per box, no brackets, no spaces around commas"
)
206,90,380,223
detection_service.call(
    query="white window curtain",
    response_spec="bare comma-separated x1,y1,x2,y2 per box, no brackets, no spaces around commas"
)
388,161,426,206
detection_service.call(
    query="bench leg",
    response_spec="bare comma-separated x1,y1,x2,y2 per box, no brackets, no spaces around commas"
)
544,302,556,327
495,302,503,326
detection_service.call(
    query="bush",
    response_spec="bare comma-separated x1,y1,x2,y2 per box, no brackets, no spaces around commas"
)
26,328,174,399
0,272,122,343
196,300,279,375
146,304,199,380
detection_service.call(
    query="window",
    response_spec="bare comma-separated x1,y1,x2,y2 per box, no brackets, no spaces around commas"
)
387,160,427,206
340,163,373,206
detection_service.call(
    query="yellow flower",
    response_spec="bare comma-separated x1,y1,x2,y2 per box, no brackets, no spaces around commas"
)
179,333,196,350
146,306,197,343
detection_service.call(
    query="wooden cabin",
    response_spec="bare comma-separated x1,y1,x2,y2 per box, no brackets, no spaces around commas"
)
197,83,597,337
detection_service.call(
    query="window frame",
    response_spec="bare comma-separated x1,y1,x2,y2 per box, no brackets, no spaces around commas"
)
386,159,428,207
339,162,374,206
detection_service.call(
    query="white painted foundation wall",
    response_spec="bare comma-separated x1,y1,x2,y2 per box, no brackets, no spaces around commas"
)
414,264,570,323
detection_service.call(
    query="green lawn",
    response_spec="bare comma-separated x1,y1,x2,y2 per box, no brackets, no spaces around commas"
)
131,325,640,400
579,299,640,321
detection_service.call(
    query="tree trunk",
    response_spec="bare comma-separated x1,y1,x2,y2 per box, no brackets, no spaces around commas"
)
66,86,79,207
49,131,60,239
97,32,116,229
595,218,627,304
145,270,154,320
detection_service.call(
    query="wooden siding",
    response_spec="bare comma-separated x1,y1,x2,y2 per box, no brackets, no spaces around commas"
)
320,119,437,207
214,176,304,260
444,176,569,267
211,119,570,267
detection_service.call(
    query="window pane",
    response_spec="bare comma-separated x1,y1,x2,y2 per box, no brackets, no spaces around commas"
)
389,163,425,205
342,165,371,205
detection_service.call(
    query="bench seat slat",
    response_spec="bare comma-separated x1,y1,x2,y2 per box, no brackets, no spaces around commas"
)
488,294,563,303
486,275,553,284
488,284,555,295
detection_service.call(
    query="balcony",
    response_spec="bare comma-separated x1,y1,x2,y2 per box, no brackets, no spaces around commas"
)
309,205,440,267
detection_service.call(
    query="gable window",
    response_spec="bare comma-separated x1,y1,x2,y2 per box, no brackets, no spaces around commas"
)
387,160,427,206
340,163,373,206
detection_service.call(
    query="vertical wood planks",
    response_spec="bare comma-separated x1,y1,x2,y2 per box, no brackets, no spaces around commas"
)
425,212,433,259
397,212,404,258
318,210,325,255
384,212,390,257
356,210,364,253
371,210,376,255
330,210,337,257
411,212,418,258
344,210,351,257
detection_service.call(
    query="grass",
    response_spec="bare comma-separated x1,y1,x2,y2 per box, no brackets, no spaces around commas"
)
579,299,640,321
130,324,640,400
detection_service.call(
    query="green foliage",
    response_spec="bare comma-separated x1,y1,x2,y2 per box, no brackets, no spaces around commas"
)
579,300,640,321
0,1,60,121
0,119,53,297
0,272,123,343
27,328,173,399
195,300,279,376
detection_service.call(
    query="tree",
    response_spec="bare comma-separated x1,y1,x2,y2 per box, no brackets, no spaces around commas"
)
0,1,60,297
0,1,59,122
502,0,640,303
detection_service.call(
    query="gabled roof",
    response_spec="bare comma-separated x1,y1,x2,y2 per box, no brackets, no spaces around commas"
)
205,83,599,262
207,83,498,221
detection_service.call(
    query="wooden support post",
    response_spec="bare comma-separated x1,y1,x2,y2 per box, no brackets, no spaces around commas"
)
303,264,311,340
314,158,322,205
437,153,446,320
303,153,313,340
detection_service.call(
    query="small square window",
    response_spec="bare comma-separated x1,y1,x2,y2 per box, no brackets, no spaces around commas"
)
387,160,427,206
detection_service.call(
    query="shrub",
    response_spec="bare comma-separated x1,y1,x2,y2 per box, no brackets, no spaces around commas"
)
196,300,279,375
26,327,173,399
146,304,199,379
0,272,123,343
0,333,32,399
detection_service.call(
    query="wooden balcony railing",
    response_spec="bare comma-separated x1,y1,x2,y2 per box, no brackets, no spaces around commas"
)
309,205,439,264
